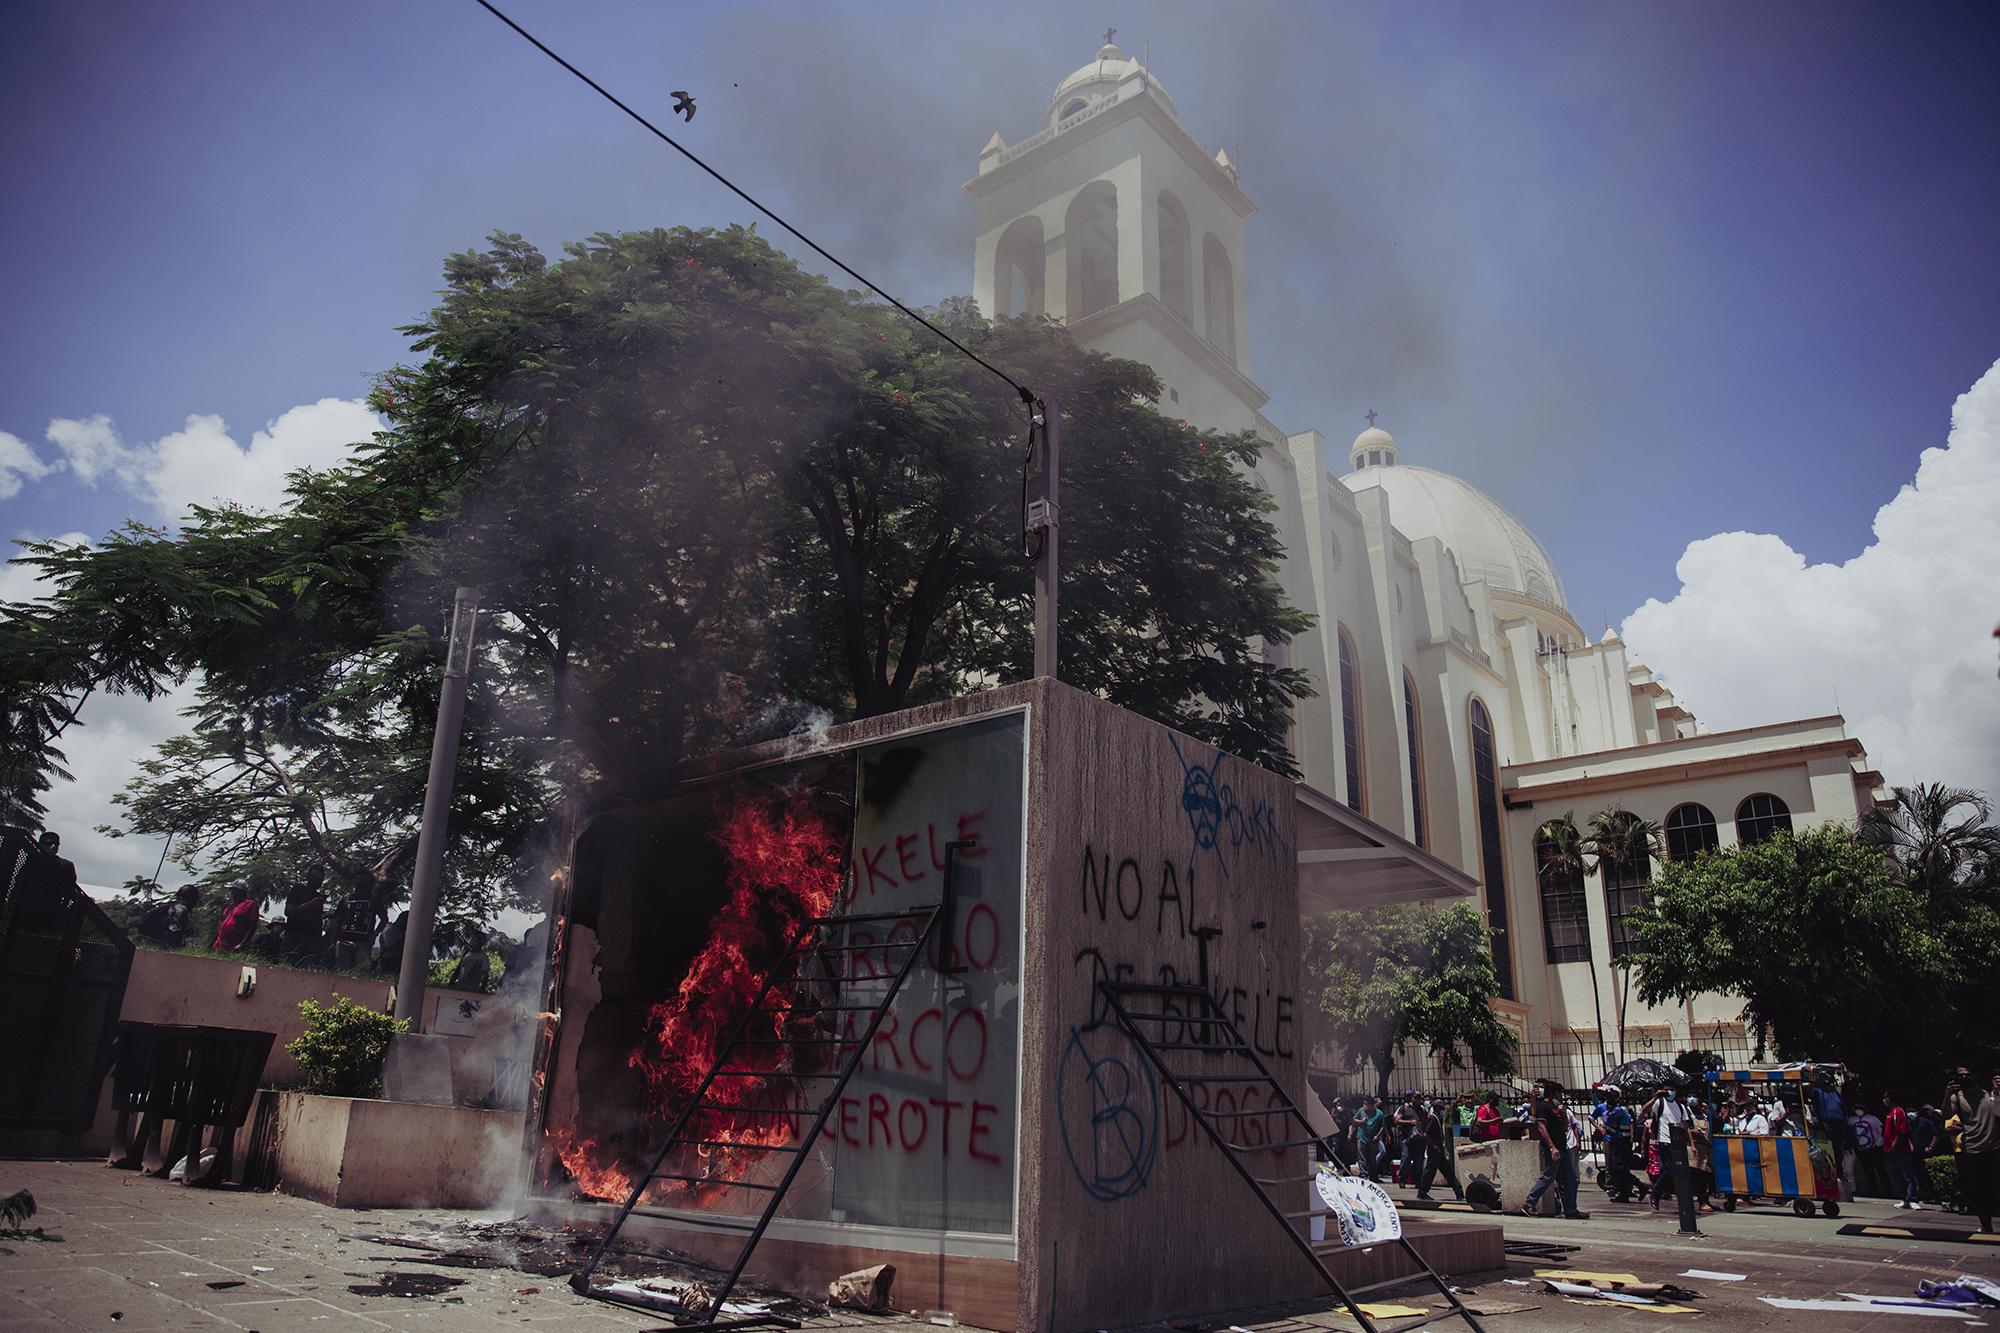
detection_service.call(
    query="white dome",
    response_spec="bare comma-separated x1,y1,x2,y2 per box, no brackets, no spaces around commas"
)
1047,43,1175,128
1343,462,1568,610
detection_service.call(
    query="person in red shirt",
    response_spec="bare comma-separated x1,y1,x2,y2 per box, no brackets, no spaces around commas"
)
1474,1091,1505,1140
211,881,260,953
1884,1095,1922,1210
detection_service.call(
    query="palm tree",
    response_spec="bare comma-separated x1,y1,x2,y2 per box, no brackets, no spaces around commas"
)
1534,812,1610,1077
1586,807,1664,1062
1860,783,2000,895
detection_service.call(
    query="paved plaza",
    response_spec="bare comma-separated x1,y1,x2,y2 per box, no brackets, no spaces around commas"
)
1,1160,1994,1331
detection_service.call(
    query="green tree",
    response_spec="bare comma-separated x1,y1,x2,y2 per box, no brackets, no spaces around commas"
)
1623,822,1970,1090
1302,903,1517,1098
3,224,1312,916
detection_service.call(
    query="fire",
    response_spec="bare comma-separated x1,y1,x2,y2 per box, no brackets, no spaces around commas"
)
555,789,848,1203
553,1130,637,1202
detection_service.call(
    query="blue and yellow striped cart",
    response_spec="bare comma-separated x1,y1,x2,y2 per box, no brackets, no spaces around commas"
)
1705,1064,1845,1218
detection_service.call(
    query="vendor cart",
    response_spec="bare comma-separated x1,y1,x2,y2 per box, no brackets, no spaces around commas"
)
1704,1064,1844,1218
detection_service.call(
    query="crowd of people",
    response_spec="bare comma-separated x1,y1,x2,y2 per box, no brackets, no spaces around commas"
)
1315,1062,1998,1234
129,863,510,992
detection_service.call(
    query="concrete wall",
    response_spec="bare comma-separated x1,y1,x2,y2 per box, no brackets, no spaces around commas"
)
118,947,490,1085
1021,683,1314,1332
272,1091,523,1209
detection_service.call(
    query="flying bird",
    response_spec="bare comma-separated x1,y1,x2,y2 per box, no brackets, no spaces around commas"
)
671,90,695,122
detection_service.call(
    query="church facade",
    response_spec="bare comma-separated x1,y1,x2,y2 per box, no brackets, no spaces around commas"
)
967,42,1885,1082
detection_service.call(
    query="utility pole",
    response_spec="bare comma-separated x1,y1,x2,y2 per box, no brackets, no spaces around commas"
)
394,587,481,1030
1029,397,1060,679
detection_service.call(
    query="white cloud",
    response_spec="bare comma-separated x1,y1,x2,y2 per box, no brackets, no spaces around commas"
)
39,398,380,521
0,430,57,500
1623,356,2000,799
38,680,201,894
1,530,91,605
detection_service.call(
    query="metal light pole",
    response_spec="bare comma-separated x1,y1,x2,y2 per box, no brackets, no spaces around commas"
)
1029,397,1060,679
394,587,481,1029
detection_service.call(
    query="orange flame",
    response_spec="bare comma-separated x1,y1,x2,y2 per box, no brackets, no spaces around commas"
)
554,790,846,1202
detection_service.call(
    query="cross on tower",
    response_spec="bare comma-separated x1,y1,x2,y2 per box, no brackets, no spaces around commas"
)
1364,409,1378,428
1103,26,1117,45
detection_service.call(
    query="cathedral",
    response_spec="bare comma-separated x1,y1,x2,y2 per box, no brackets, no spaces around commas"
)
967,41,1884,1080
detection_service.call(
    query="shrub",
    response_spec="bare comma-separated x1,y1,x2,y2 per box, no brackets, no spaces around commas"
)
1921,1153,1961,1209
286,995,407,1098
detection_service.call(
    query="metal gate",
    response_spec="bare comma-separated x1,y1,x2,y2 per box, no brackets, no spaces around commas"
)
1,829,135,1136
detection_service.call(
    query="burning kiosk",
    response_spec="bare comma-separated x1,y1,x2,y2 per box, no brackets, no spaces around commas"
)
528,679,1496,1332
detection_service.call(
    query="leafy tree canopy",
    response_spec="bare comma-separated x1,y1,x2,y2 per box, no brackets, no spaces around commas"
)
2,225,1312,924
1625,814,1999,1093
1302,902,1517,1098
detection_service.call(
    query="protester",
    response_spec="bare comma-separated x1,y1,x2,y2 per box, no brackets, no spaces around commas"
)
250,916,287,959
1600,1088,1637,1198
1393,1094,1421,1186
283,864,327,964
376,909,409,977
452,932,493,991
1851,1101,1888,1197
210,881,259,952
1329,1097,1355,1169
134,884,200,949
1945,1068,1997,1233
1417,1095,1464,1201
1520,1084,1586,1218
1884,1093,1922,1210
1646,1086,1693,1211
331,889,374,969
1355,1095,1387,1181
1474,1091,1504,1140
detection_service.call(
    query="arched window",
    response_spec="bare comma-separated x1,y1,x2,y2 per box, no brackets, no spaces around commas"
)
1534,824,1592,964
992,214,1046,319
1602,854,1650,962
1735,793,1793,847
1403,671,1426,849
1337,625,1365,814
1060,98,1089,121
1157,192,1192,323
1469,698,1515,998
1201,234,1236,357
1065,181,1119,319
1663,802,1718,863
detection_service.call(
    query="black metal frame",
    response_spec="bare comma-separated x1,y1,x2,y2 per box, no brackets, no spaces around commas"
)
0,860,136,1134
1098,979,1487,1333
570,903,944,1327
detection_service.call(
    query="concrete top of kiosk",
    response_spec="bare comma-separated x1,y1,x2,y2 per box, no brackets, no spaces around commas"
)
1294,781,1480,910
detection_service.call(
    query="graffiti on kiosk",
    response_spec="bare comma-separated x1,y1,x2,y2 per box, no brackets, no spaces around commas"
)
1167,734,1286,879
1055,1021,1159,1202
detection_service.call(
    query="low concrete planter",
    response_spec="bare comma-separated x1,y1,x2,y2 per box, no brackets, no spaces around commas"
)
273,1091,523,1208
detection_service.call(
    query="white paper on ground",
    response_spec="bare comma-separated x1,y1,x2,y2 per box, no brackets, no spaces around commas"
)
1681,1269,1746,1281
1759,1297,1973,1318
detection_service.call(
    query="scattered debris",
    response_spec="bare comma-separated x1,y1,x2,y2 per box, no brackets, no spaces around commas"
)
1539,1273,1704,1311
1917,1276,2000,1307
0,1189,34,1226
829,1264,896,1313
251,1265,273,1273
347,1272,468,1299
1681,1270,1746,1282
1759,1295,1977,1317
1505,1239,1581,1261
205,1280,245,1290
517,1285,542,1295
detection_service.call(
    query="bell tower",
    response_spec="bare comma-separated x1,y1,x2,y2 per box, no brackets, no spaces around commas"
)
966,39,1271,434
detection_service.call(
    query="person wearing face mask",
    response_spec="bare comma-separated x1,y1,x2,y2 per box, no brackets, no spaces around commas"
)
1647,1086,1694,1216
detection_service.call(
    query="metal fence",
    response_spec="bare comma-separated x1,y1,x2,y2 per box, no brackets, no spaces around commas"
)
1312,1025,1762,1101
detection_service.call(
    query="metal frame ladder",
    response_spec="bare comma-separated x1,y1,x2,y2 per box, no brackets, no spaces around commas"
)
1098,979,1487,1333
570,903,944,1326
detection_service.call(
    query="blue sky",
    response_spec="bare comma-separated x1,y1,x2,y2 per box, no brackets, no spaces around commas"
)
4,1,1998,883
